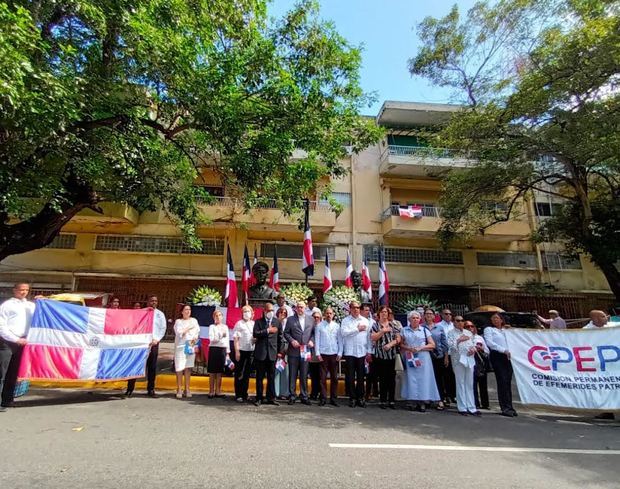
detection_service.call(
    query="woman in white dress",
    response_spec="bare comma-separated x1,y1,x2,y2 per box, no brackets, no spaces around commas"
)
174,304,200,399
400,310,440,412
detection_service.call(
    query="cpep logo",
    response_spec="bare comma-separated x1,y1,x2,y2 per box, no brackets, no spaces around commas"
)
528,345,620,372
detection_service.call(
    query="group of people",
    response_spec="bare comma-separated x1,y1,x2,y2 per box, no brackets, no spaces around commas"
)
0,282,615,418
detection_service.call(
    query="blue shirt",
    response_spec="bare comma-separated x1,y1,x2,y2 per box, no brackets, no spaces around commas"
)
314,320,343,357
428,323,448,357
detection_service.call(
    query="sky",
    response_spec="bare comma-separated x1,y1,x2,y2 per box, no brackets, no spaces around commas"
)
269,0,478,116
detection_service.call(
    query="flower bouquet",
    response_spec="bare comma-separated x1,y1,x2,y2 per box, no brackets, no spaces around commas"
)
280,283,314,306
322,285,360,322
187,285,222,306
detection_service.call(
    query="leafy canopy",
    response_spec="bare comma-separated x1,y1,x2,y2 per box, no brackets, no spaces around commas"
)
0,0,381,258
409,0,620,298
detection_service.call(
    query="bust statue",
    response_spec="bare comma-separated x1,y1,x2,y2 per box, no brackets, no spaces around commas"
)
248,261,277,301
351,270,371,304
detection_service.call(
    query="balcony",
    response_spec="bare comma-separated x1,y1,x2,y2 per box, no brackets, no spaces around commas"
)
74,202,139,225
198,197,336,233
379,145,473,177
381,204,442,238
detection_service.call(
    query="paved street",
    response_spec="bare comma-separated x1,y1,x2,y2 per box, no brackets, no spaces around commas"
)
1,389,618,488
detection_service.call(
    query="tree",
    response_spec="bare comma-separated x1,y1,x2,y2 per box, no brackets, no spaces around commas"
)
0,0,381,260
409,0,620,299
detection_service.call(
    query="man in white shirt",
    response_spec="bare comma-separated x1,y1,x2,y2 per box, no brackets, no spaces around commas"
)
315,307,342,406
437,309,455,334
536,310,567,329
126,295,167,398
340,300,371,408
0,283,35,410
582,310,608,329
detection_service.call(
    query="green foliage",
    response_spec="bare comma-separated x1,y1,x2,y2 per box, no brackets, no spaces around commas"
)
410,0,620,298
0,0,382,258
280,283,314,306
321,285,359,322
517,279,556,298
394,294,438,315
188,285,222,306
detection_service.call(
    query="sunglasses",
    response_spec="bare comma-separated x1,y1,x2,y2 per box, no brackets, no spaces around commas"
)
455,319,464,322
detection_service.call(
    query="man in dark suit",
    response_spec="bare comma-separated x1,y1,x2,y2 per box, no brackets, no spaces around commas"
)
284,300,315,405
253,301,283,406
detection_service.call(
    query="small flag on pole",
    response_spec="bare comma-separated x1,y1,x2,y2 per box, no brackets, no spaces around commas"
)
269,247,280,292
361,255,372,300
225,244,239,307
344,249,353,288
378,247,389,306
323,253,333,293
249,245,258,287
242,245,251,302
302,199,314,277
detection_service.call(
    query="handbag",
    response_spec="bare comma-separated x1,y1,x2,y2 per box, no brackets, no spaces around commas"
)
474,351,487,378
395,353,404,372
184,340,196,356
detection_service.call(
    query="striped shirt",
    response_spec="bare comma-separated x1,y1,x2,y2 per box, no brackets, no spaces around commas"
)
371,321,400,360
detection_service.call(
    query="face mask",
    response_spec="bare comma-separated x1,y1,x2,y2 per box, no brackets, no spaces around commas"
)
265,311,274,321
242,311,252,321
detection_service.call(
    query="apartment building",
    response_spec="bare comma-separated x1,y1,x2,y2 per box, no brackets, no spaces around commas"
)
0,101,613,318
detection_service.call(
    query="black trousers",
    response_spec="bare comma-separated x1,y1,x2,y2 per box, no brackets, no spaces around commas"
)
0,340,23,406
473,368,489,409
345,356,365,401
431,355,448,402
375,357,396,403
255,358,276,401
319,354,339,400
364,358,379,398
234,350,253,400
127,343,159,393
445,356,456,400
309,362,321,398
490,350,514,412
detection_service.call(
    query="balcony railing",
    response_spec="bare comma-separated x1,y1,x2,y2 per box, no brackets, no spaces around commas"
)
384,145,457,159
196,195,331,212
381,204,442,221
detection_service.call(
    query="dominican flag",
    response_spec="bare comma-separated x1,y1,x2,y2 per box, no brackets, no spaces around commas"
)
344,249,353,288
269,247,280,292
302,200,314,276
399,205,423,218
242,244,251,301
249,245,258,287
378,248,389,306
323,253,333,293
225,244,239,307
361,256,372,300
18,300,154,381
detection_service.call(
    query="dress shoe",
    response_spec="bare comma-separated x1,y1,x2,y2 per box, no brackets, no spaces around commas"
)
388,403,396,410
458,411,468,416
469,411,482,417
288,397,295,405
124,390,133,398
318,398,326,406
265,400,280,406
348,400,356,408
0,406,6,413
500,410,515,417
356,400,366,408
235,397,244,403
379,403,387,410
301,399,311,406
329,399,339,407
147,391,158,398
1,401,15,408
252,400,261,406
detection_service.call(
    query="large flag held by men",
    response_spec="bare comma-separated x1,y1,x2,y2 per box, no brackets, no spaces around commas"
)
302,199,314,276
19,299,154,381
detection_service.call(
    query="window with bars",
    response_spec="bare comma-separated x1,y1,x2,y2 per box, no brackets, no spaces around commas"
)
541,252,581,270
46,234,77,249
363,246,463,265
319,192,351,207
261,243,335,260
477,252,537,268
94,235,224,255
535,202,563,217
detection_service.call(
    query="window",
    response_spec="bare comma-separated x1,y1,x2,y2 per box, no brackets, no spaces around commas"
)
477,252,537,268
542,252,581,270
46,234,77,249
196,185,225,197
363,246,463,265
319,192,351,207
94,235,224,255
535,202,563,217
261,243,335,260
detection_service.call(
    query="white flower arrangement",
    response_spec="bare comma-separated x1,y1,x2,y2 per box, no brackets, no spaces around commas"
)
322,286,360,322
280,283,314,306
188,285,222,306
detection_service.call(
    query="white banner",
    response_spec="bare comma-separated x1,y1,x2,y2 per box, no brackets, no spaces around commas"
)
505,327,620,410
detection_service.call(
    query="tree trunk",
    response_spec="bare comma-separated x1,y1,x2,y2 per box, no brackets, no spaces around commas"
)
592,259,620,303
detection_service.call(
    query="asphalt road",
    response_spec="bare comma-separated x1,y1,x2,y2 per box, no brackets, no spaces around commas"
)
1,389,618,489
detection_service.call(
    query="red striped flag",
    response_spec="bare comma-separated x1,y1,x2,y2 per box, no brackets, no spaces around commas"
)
302,200,314,276
242,245,251,303
344,249,353,287
323,253,333,293
362,256,372,300
269,247,280,292
378,248,389,306
249,245,258,287
225,244,239,307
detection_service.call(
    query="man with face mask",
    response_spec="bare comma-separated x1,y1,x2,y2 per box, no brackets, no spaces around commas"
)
252,301,283,405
